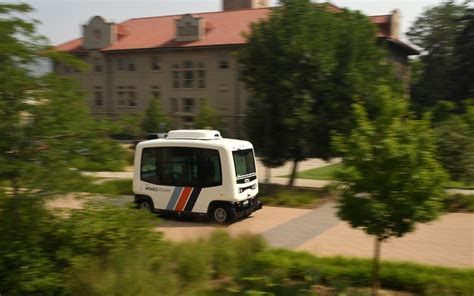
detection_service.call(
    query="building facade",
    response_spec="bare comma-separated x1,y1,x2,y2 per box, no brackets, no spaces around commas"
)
55,0,417,137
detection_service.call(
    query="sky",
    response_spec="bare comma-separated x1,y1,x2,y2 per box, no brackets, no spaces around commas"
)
9,0,448,45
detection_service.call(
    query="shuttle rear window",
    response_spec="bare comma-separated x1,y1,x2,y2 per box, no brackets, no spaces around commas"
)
233,149,256,178
141,147,222,187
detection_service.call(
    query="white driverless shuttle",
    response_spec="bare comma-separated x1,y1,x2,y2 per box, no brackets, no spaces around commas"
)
133,130,262,223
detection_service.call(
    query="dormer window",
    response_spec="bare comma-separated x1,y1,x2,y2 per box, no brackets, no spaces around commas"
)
176,14,205,42
83,16,118,50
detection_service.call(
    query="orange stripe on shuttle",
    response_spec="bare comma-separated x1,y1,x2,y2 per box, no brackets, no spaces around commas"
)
175,187,192,211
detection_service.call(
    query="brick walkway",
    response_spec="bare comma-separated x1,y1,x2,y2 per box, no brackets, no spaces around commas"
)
156,201,474,268
261,202,339,248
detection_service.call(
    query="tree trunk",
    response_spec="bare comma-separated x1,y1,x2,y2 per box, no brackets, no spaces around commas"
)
12,177,19,199
288,159,299,187
372,237,382,296
265,166,271,183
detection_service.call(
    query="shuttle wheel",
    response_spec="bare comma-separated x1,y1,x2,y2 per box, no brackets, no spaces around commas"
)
137,199,153,212
211,206,230,224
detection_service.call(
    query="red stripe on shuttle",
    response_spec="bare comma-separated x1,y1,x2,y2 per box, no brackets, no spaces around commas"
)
175,187,192,211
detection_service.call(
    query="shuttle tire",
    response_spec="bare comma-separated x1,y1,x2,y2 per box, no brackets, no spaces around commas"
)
209,202,231,224
135,196,154,213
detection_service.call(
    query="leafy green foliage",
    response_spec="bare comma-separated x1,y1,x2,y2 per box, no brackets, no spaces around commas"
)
444,193,474,212
248,249,474,295
258,184,334,208
0,196,160,295
68,230,267,296
407,1,471,112
334,88,447,239
193,98,226,132
0,3,126,197
435,102,474,183
451,8,474,101
112,114,143,140
141,95,170,133
239,0,398,185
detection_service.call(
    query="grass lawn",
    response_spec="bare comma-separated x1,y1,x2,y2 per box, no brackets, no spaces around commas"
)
258,183,336,208
446,181,474,190
293,163,342,180
295,163,474,190
84,179,133,196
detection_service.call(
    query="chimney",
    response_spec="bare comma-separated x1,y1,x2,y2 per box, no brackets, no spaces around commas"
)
390,9,401,39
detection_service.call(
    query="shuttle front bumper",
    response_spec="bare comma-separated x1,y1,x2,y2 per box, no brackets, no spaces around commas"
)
231,197,263,220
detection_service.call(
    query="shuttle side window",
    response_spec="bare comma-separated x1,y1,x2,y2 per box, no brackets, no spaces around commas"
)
141,147,222,187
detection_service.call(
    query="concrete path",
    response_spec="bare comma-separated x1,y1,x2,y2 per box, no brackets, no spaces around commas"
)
262,202,340,248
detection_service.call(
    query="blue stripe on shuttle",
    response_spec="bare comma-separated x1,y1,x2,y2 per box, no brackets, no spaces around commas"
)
184,187,201,212
166,187,183,210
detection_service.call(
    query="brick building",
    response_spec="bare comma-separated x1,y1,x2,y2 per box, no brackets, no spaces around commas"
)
55,0,418,137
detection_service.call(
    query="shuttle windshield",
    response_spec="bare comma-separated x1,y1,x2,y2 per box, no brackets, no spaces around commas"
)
233,149,256,178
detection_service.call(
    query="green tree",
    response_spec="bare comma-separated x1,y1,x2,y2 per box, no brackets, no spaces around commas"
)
239,0,398,186
407,1,470,112
0,3,127,196
435,101,474,183
334,88,446,294
0,4,129,293
193,98,225,132
451,7,474,102
113,114,143,140
141,95,170,133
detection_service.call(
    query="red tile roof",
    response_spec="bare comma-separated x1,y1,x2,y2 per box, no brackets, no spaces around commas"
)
55,7,415,54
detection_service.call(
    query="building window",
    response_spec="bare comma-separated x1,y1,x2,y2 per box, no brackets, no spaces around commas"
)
116,57,125,71
116,85,137,108
183,98,195,113
172,64,180,89
128,62,136,71
151,85,160,99
94,86,103,107
183,116,194,129
127,86,137,107
93,58,102,72
151,56,160,70
218,53,230,70
183,60,194,88
197,62,206,89
171,98,178,113
171,61,206,89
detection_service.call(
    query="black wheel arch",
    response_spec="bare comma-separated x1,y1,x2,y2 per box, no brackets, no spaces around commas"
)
134,195,154,208
207,200,234,214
